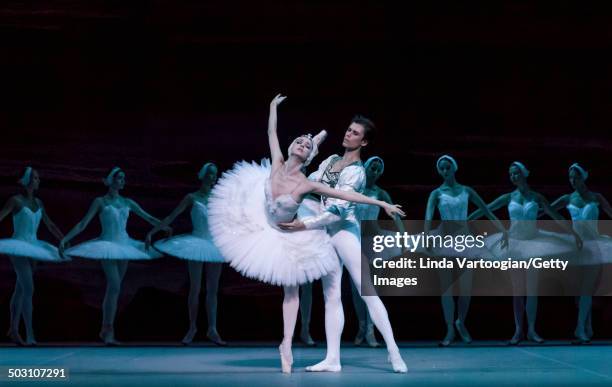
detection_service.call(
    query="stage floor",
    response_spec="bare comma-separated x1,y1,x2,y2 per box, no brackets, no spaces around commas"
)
1,342,612,386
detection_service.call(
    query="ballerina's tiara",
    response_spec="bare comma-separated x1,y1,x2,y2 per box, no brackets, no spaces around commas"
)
511,161,530,177
569,162,588,180
436,154,458,172
104,167,123,186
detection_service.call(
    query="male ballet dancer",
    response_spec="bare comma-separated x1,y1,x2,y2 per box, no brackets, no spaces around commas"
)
279,116,407,373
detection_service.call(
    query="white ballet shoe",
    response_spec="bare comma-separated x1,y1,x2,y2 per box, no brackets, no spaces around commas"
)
388,353,408,373
305,360,341,372
279,343,293,374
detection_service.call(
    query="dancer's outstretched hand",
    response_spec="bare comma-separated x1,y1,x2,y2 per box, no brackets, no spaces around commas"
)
383,203,405,218
270,93,287,107
278,219,306,231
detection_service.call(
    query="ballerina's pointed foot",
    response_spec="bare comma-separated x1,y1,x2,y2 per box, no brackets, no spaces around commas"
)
509,330,523,345
438,327,455,347
300,330,316,347
24,337,38,347
388,353,408,373
182,327,197,345
207,330,227,346
99,328,121,346
527,331,544,344
7,329,25,346
454,319,472,344
305,359,342,372
279,343,293,374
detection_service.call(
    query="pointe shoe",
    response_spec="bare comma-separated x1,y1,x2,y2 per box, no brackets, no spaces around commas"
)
526,331,544,344
279,344,293,374
300,330,316,347
573,329,591,344
6,329,25,346
24,337,38,347
438,327,455,347
509,331,524,345
207,330,227,346
388,353,408,373
305,360,342,372
182,327,197,345
454,320,472,344
365,327,380,348
99,328,121,346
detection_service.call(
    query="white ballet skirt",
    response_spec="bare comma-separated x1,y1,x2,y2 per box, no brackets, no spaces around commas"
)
418,189,492,259
207,160,340,286
65,205,161,260
567,202,612,265
486,201,577,261
154,201,224,263
356,187,402,260
0,207,63,262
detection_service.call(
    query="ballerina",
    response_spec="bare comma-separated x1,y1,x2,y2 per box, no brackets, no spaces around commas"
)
0,167,66,346
279,114,408,373
424,155,507,346
207,94,404,374
468,161,582,344
547,163,612,343
59,167,168,345
146,162,227,346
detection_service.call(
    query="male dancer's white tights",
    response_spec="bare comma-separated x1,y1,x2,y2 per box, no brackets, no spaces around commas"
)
309,229,404,371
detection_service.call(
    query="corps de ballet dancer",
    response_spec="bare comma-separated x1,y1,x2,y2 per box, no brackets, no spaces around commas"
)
423,155,507,346
146,162,227,346
207,94,404,373
279,114,408,373
59,167,169,345
469,161,582,344
0,167,66,345
547,163,612,343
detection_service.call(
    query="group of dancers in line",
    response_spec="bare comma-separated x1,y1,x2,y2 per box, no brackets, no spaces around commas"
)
1,94,611,374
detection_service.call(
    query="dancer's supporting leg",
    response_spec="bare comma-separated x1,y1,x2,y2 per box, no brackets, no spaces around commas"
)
205,262,225,345
438,268,455,346
306,263,343,372
9,256,33,345
100,260,128,345
280,285,299,373
299,283,315,345
455,269,473,343
525,270,543,343
510,270,526,344
308,229,407,373
183,261,203,344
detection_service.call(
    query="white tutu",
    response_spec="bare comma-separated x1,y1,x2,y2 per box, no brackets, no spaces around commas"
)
66,238,161,260
0,238,64,262
154,235,224,262
486,229,578,261
208,160,339,286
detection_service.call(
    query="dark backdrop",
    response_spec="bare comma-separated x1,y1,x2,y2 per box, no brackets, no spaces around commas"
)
1,1,611,342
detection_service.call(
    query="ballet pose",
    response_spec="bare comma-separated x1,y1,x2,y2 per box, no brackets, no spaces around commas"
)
352,156,406,347
424,155,507,346
547,163,612,343
469,161,582,344
146,162,226,346
207,94,404,374
0,167,65,345
279,115,408,373
59,167,167,345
